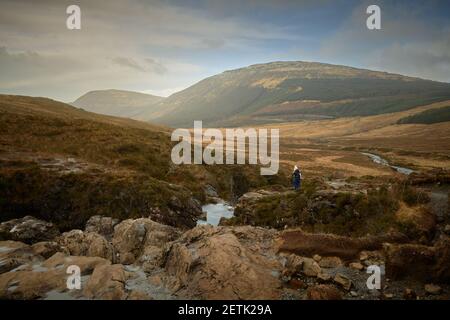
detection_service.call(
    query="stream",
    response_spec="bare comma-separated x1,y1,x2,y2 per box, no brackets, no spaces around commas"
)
362,152,414,175
197,202,235,226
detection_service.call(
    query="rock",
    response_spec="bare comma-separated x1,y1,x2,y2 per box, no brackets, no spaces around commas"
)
288,278,306,289
424,284,442,295
283,254,304,277
313,254,322,262
333,273,352,290
318,256,342,268
384,293,394,299
204,184,219,198
403,288,417,300
127,290,152,300
307,284,342,300
0,252,111,299
57,230,114,262
31,241,64,259
0,216,60,244
359,251,369,261
317,272,332,282
112,218,180,265
0,241,39,274
350,290,358,297
83,264,128,300
163,225,283,299
302,257,321,277
349,262,364,271
85,216,119,240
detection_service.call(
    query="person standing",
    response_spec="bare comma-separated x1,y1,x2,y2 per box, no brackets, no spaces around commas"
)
292,165,302,191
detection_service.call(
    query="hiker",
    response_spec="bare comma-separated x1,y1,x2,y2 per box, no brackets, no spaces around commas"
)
292,165,302,191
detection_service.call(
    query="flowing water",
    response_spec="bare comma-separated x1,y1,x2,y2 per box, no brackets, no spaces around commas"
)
197,202,234,226
362,152,414,175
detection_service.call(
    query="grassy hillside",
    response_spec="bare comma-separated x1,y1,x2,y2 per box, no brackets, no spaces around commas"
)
141,61,450,127
72,89,164,118
397,105,450,124
0,95,284,230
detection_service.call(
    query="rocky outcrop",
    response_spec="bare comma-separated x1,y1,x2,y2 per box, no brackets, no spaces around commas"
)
112,218,180,266
0,216,60,244
163,225,283,299
57,230,115,262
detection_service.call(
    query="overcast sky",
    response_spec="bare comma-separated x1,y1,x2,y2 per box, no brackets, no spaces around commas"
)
1,0,449,101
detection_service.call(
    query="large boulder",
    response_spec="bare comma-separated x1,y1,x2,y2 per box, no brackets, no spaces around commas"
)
163,225,283,299
0,216,60,244
112,218,180,265
83,264,128,300
57,230,114,262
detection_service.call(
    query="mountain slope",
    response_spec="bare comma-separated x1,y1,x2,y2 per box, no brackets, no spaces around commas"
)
72,89,164,118
143,61,450,127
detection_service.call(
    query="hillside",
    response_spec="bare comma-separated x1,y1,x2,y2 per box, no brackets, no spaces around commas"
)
141,61,450,127
0,95,277,230
72,89,164,118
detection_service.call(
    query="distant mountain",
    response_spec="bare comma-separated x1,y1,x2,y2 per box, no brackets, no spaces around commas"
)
141,61,450,127
72,89,164,118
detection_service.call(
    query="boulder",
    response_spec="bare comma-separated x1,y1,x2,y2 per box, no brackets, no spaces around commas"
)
163,225,283,299
83,264,128,300
31,241,65,259
58,230,114,262
85,216,119,240
307,284,342,300
112,218,180,265
0,216,60,244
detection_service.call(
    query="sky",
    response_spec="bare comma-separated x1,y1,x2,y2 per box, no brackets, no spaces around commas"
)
0,0,449,102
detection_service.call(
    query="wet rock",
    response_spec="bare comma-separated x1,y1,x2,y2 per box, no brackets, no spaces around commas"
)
307,284,342,300
163,225,283,299
424,284,442,295
58,230,114,262
0,216,60,244
112,218,180,265
318,256,342,268
85,216,119,240
333,273,352,290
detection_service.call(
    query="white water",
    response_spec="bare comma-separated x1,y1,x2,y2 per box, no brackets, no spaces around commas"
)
197,202,234,226
362,152,414,175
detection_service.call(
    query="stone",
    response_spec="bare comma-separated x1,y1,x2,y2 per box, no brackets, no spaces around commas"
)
349,262,364,271
333,273,352,290
307,284,342,300
317,272,332,282
57,230,114,262
302,257,321,277
83,264,128,300
313,254,322,262
112,218,179,265
85,216,119,240
384,293,394,299
424,284,442,295
350,290,358,297
0,216,60,244
163,225,283,299
444,225,450,235
318,256,342,268
31,241,64,259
